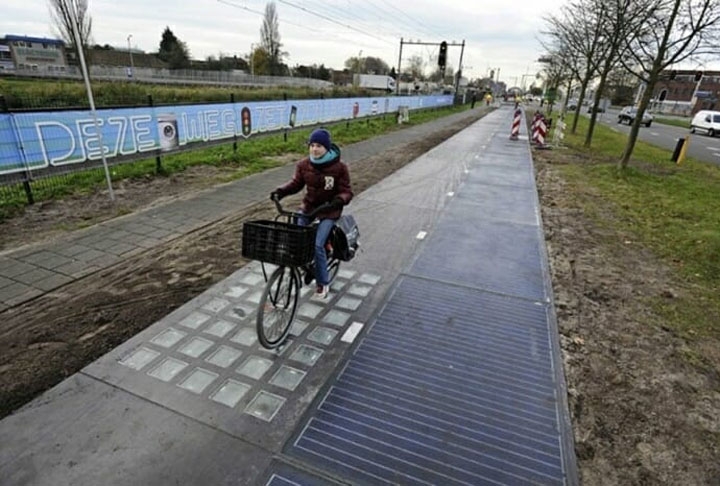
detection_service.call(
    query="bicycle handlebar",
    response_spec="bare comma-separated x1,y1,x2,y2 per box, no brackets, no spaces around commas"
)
272,196,334,221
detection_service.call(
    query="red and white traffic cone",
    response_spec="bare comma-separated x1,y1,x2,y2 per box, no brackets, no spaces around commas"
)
509,108,522,140
531,112,543,144
535,117,547,147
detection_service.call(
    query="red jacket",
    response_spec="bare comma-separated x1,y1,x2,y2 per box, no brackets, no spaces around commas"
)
275,144,353,220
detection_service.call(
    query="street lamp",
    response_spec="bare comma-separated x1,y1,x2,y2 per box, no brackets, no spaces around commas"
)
126,34,134,80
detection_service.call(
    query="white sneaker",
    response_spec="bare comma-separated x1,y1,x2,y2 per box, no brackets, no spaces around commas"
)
314,285,329,299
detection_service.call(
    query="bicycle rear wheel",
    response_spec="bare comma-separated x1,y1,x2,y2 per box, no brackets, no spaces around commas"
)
257,265,300,349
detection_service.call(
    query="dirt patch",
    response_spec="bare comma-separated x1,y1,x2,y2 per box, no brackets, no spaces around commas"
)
1,109,718,483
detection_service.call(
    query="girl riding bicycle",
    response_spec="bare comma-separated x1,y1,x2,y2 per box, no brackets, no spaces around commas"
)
270,128,353,299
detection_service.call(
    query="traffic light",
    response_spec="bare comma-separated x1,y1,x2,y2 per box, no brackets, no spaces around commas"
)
241,107,252,137
695,71,703,82
438,41,447,69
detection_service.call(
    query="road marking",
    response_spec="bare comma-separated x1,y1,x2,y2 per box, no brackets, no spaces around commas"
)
447,191,455,197
650,132,659,136
707,146,720,151
341,322,364,343
416,231,427,240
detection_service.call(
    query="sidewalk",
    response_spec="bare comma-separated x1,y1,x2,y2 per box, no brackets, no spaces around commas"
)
0,106,577,485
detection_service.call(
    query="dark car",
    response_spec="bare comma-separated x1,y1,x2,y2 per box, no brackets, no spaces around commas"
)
618,106,653,127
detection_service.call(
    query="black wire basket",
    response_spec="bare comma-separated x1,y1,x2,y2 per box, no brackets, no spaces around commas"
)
242,220,316,267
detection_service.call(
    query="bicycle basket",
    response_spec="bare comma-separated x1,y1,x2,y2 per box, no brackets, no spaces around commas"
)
242,220,316,266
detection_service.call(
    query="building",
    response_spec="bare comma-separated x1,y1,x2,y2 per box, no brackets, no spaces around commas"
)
651,69,720,116
0,35,67,72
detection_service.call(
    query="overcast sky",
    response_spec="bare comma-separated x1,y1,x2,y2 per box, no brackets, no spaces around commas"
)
5,0,571,86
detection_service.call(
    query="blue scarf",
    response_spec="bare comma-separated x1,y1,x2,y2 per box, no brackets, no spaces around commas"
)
310,148,337,165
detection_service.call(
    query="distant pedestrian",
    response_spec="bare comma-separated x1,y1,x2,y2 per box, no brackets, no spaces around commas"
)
471,92,476,109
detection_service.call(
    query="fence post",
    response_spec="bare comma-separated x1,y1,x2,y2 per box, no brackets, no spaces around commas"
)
231,93,237,152
148,95,164,174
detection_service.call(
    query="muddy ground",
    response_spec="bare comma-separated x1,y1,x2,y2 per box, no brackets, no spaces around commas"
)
1,110,719,485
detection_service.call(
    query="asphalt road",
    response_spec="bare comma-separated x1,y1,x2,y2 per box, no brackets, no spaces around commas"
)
587,108,720,165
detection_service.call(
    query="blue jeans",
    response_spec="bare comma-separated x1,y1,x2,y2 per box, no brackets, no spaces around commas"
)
298,214,336,286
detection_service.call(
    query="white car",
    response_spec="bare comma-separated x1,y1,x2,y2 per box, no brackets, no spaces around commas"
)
618,106,653,127
690,110,720,137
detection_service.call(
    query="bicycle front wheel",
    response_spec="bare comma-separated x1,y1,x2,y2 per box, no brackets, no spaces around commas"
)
257,265,300,349
327,257,340,284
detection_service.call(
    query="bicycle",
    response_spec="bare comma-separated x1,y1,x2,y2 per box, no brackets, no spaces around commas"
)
241,198,345,349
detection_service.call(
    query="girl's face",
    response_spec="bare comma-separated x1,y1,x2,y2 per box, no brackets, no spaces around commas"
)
309,142,327,158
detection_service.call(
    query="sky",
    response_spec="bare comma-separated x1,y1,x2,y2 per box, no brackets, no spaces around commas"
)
4,0,570,87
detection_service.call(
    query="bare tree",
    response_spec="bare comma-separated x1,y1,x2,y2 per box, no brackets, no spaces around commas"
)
544,0,605,133
260,2,286,75
619,0,720,168
48,0,92,64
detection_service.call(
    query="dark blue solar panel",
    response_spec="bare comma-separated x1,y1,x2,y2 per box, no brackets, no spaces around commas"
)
287,276,571,485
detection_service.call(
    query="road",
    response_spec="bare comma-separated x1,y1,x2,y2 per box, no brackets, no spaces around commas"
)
586,108,720,165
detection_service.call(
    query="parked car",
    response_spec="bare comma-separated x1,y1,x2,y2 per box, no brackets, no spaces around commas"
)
618,106,653,127
690,110,720,137
567,99,579,110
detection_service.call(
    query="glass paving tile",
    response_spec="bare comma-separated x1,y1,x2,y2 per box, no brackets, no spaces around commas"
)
230,303,254,320
336,296,362,311
205,345,243,368
337,269,356,279
237,356,273,380
230,327,257,347
298,303,323,319
150,328,187,348
289,345,323,366
203,320,235,338
178,368,218,394
224,286,248,299
177,311,211,330
289,320,309,337
331,279,347,291
210,379,251,408
147,357,188,382
202,298,230,314
269,366,306,391
323,310,351,327
246,291,263,304
240,273,264,286
245,391,285,421
178,337,215,358
119,347,160,370
307,327,338,346
358,273,381,285
347,284,372,297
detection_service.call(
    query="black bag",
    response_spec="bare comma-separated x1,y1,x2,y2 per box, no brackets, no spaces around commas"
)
331,215,360,261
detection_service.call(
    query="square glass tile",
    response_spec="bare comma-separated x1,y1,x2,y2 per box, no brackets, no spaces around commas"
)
269,365,306,391
289,345,323,366
245,291,263,304
331,279,347,291
177,312,211,330
338,269,356,279
150,328,187,348
202,298,230,314
210,379,251,408
240,273,264,285
224,286,248,299
358,273,381,285
289,320,309,337
178,336,215,358
230,327,257,347
307,327,338,346
178,368,218,394
119,347,160,370
323,310,351,327
203,320,235,338
230,303,254,320
147,357,188,382
237,356,273,380
336,296,362,311
298,303,323,319
245,391,285,422
347,284,372,297
205,345,243,368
